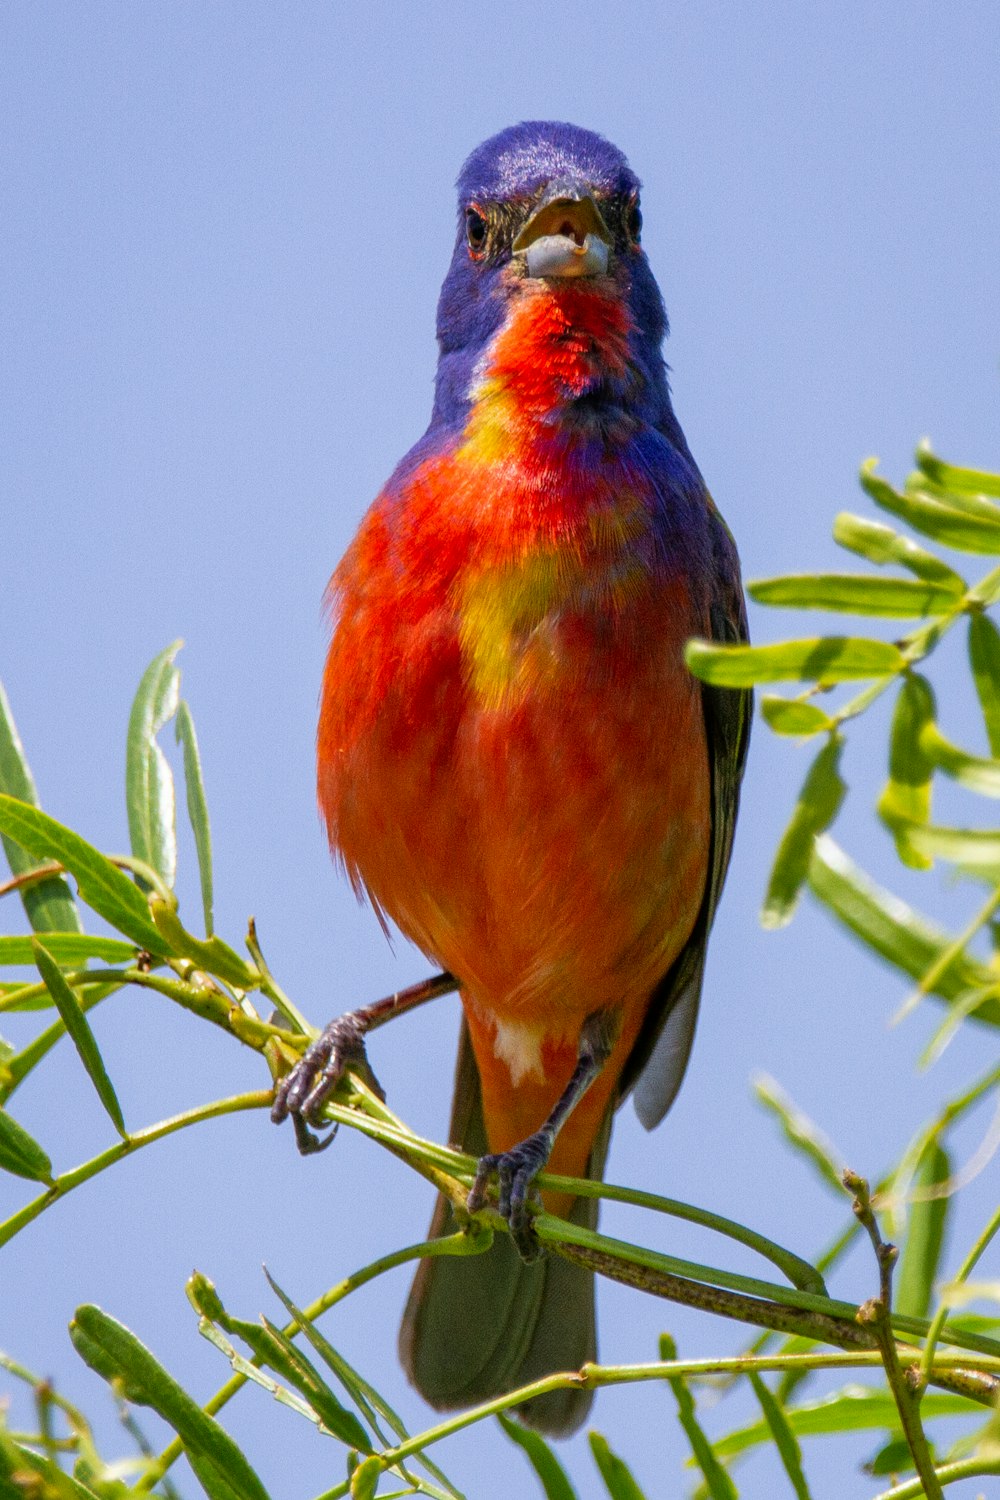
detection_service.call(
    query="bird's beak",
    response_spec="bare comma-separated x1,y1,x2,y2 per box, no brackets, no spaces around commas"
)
512,179,613,280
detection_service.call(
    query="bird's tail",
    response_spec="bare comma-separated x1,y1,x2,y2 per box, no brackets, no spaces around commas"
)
398,1017,609,1437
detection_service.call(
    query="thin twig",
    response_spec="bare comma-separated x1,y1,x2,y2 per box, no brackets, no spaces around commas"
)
845,1169,944,1500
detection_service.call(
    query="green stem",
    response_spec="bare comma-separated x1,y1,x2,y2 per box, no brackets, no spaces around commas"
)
872,1456,1000,1500
0,1091,270,1248
832,607,965,729
538,1173,824,1292
310,1344,993,1500
920,1199,1000,1385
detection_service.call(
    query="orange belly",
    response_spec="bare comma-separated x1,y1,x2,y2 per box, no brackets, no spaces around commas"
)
320,544,710,1193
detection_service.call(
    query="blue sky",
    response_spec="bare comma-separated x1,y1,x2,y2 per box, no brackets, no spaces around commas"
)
2,5,999,1496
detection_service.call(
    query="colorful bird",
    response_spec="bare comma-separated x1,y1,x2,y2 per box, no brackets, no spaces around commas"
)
272,121,750,1435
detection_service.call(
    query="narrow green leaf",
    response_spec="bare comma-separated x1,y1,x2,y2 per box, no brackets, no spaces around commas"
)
0,680,83,934
32,939,125,1136
126,642,182,889
760,698,834,737
687,637,904,688
255,1275,373,1452
0,1435,100,1500
1,984,118,1103
915,441,1000,500
0,934,136,967
920,984,1000,1068
763,735,845,928
710,1385,974,1459
895,1143,951,1321
0,1107,53,1181
349,1457,382,1500
832,513,966,589
0,795,164,953
587,1432,649,1500
864,1436,915,1477
920,722,1000,797
659,1335,737,1499
176,700,215,936
807,838,1000,1021
861,460,1000,554
878,675,936,869
968,614,1000,757
748,574,959,618
149,900,258,990
966,566,1000,608
903,822,1000,872
499,1414,579,1500
754,1075,845,1194
748,1373,812,1500
70,1305,270,1500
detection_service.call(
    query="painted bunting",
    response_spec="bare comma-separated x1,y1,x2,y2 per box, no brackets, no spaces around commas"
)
272,121,749,1434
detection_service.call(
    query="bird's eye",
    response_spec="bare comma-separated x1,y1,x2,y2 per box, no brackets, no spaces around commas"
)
625,195,642,246
465,207,488,256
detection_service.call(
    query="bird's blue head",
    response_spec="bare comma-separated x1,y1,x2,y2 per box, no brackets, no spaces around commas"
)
431,122,676,440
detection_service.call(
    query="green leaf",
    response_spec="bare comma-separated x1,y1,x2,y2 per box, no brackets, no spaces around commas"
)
920,722,1000,797
878,675,936,869
895,1142,951,1321
763,735,846,928
831,513,967,589
687,636,903,688
864,1436,915,1477
711,1385,974,1459
126,642,182,890
70,1304,271,1500
0,1434,101,1500
149,900,259,990
587,1432,649,1500
747,1373,812,1500
499,1414,579,1500
754,1075,845,1194
349,1457,382,1500
748,574,960,618
0,934,136,967
902,821,1000,872
915,440,1000,499
920,984,1000,1068
1,984,118,1102
861,460,1000,554
176,700,215,937
807,838,1000,1021
659,1335,737,1499
0,1107,53,1181
32,939,125,1136
760,698,834,737
0,680,83,934
261,1273,390,1452
0,795,165,953
968,614,1000,757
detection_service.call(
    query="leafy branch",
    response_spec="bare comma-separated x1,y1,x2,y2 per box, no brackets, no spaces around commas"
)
3,441,1000,1496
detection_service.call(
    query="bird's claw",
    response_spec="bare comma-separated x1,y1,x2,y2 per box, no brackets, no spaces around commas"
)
270,1011,385,1156
467,1129,553,1263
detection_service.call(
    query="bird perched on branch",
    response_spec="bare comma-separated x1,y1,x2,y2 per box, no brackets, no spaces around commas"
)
272,120,749,1434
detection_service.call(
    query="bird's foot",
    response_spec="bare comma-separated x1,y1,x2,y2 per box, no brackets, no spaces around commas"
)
270,1011,385,1155
467,1128,554,1263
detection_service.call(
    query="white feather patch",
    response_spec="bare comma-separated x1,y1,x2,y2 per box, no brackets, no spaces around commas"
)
491,1017,546,1086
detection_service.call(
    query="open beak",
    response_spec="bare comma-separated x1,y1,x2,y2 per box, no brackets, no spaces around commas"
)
512,179,613,280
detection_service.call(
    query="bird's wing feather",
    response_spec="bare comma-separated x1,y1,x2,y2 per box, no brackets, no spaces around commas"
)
627,498,751,1128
